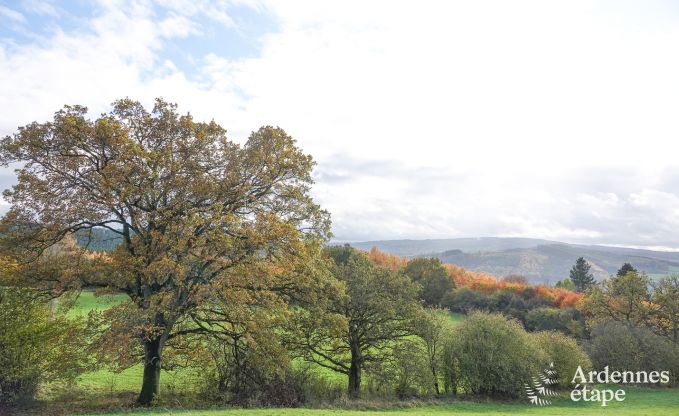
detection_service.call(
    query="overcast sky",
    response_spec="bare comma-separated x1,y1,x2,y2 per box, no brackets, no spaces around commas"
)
2,0,679,249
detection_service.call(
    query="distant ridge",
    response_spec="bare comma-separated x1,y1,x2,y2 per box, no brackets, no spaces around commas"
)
349,237,558,256
78,230,679,284
349,237,679,284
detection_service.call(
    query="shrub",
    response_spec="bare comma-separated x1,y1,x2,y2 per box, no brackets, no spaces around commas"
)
441,334,460,395
585,321,679,384
489,291,528,321
525,307,584,337
0,287,88,405
447,311,546,397
532,331,591,387
196,320,292,405
366,339,432,399
443,287,489,313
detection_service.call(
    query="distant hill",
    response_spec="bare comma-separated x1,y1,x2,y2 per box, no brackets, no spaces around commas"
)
349,237,679,284
75,228,123,252
78,231,679,284
349,237,558,256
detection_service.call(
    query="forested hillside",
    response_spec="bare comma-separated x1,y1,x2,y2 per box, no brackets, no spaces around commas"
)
351,238,679,283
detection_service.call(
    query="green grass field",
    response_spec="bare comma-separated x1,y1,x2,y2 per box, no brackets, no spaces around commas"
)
65,292,200,394
76,388,679,415
67,291,129,318
40,292,678,416
64,294,464,394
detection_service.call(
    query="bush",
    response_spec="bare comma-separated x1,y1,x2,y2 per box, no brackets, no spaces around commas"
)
0,288,88,405
532,331,591,387
196,322,293,405
366,339,432,399
443,287,489,313
585,321,679,385
446,311,546,397
525,307,584,337
489,291,528,321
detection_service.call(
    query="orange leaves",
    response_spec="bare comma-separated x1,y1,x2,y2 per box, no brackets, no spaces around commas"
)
364,247,582,309
554,290,583,308
366,246,408,271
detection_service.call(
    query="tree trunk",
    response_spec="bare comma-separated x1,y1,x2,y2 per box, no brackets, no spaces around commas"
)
348,360,361,397
431,364,440,395
348,342,362,398
137,336,164,405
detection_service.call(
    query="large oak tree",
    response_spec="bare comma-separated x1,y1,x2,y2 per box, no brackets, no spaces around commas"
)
0,98,330,405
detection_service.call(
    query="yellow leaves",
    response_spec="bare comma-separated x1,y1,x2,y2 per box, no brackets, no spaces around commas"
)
1,98,336,388
144,256,185,285
0,255,19,284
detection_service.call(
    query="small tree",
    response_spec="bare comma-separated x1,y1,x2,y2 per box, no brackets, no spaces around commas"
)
403,258,455,306
617,263,637,277
0,286,88,405
652,275,679,343
554,278,575,291
582,271,652,327
569,257,595,293
415,308,454,395
288,246,422,397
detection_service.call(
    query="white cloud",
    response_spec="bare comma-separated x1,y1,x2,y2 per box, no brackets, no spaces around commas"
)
21,0,60,17
158,14,201,39
0,4,26,23
2,0,679,247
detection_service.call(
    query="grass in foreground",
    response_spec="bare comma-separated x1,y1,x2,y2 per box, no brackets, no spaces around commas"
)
68,387,678,415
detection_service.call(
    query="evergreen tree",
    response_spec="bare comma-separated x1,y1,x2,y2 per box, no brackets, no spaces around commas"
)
569,257,595,293
617,262,637,277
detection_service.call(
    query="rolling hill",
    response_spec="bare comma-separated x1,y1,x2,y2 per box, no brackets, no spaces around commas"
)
349,237,679,284
76,230,679,284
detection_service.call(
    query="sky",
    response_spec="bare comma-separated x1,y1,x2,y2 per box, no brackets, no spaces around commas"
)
2,0,679,249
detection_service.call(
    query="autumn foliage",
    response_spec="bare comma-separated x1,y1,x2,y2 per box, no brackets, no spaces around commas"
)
367,247,582,309
367,247,408,271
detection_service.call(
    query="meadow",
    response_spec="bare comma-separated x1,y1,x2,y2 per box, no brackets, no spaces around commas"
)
59,293,463,395
18,292,674,416
71,388,679,416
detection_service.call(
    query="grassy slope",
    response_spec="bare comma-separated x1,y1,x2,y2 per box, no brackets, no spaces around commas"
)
68,293,464,392
67,291,129,318
65,292,199,394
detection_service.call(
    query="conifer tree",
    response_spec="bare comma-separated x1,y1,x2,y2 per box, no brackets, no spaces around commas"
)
569,257,595,293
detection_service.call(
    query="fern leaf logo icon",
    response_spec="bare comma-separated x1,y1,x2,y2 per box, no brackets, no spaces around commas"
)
525,362,560,406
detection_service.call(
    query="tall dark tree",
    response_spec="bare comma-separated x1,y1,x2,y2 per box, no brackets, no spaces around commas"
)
403,257,455,306
569,257,595,293
288,245,422,397
617,262,637,277
0,99,330,405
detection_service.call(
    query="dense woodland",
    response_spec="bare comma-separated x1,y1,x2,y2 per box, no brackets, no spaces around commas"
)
0,100,678,414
